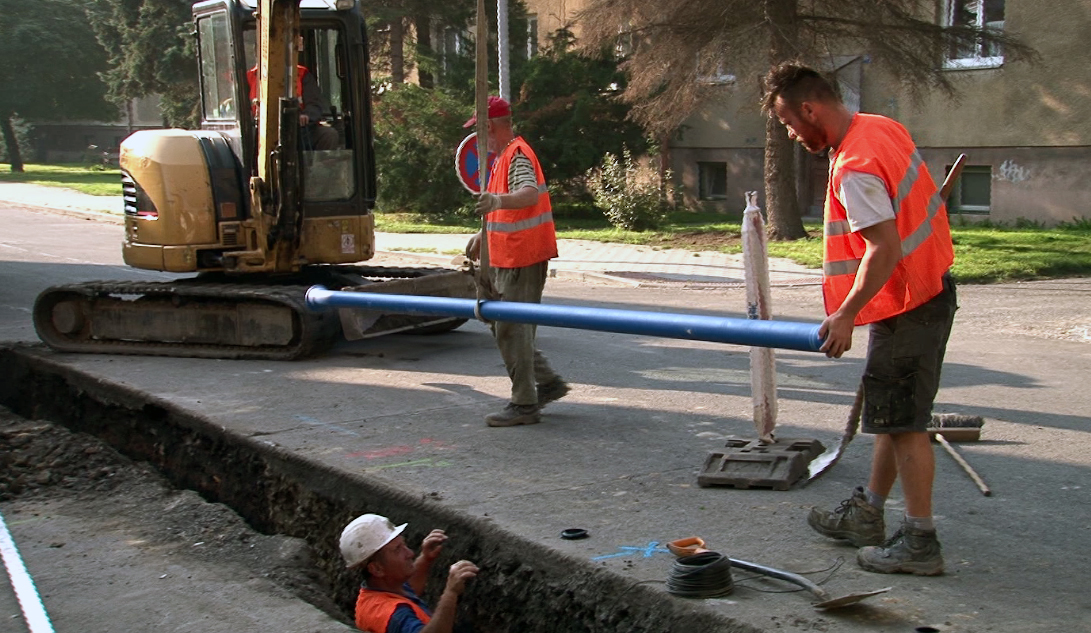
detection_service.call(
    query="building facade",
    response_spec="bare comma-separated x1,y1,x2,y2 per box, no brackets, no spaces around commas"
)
29,96,163,164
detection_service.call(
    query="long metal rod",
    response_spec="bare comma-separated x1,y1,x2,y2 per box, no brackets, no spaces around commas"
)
306,286,824,352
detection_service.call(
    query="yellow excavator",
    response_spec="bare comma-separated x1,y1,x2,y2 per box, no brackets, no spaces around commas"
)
33,0,475,360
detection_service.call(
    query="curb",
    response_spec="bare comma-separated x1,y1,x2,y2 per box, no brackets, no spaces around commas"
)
0,199,123,225
373,250,644,287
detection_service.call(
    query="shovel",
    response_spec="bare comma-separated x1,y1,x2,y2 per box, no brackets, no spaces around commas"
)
728,557,890,610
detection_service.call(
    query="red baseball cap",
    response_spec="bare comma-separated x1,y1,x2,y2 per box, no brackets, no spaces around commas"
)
463,96,512,128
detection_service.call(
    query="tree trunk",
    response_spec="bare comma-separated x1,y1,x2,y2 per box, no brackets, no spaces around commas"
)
390,18,405,84
657,132,672,207
413,15,434,89
1,114,24,173
762,0,807,240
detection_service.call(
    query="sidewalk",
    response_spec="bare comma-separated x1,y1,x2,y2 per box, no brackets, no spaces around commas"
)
0,182,821,288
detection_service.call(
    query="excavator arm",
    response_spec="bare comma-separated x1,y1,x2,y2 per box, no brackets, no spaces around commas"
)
250,0,304,269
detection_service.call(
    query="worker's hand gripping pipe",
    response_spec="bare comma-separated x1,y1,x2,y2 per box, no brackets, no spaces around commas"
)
305,286,824,352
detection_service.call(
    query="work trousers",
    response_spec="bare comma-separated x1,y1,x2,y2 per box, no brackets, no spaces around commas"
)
491,260,561,406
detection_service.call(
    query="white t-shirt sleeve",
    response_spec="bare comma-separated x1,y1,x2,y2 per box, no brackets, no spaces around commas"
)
838,171,895,232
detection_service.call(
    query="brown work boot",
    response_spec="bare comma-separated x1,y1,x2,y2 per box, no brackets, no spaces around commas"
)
485,403,541,427
536,378,571,407
857,524,944,576
807,487,886,547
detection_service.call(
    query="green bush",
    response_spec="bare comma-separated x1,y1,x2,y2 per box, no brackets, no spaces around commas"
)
371,84,475,217
586,148,667,231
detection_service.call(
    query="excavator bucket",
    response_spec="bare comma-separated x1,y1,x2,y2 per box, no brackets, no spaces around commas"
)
338,268,478,340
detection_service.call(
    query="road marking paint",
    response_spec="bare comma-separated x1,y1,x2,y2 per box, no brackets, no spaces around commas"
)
0,509,55,633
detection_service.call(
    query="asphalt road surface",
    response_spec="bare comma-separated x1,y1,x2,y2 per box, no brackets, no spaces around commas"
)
2,203,1090,632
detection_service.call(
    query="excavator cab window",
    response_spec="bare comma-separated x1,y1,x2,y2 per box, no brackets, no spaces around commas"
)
241,25,356,203
197,12,239,122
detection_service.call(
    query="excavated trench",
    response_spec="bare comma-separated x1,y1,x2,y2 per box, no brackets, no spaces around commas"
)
0,346,757,633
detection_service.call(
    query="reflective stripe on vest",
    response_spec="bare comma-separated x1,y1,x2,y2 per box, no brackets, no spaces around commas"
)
485,137,558,268
354,588,431,633
823,114,954,324
486,207,555,233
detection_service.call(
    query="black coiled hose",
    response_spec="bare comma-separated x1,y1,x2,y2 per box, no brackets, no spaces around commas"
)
666,551,734,598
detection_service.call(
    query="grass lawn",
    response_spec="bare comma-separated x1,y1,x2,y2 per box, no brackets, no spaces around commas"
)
0,163,122,196
5,165,1087,284
375,210,1091,284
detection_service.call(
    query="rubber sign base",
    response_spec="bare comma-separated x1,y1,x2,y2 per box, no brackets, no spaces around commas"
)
698,437,826,491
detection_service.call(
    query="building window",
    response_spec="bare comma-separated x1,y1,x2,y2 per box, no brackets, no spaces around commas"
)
697,162,727,201
697,58,736,86
944,0,1005,69
948,165,991,214
442,27,465,76
615,25,633,59
526,15,538,58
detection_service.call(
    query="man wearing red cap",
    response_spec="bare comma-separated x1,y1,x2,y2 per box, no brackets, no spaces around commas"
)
463,96,570,427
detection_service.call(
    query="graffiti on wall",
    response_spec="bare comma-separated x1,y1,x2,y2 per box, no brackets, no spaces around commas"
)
996,159,1031,183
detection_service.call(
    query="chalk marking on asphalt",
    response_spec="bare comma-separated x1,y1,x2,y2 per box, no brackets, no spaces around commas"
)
292,414,361,437
0,509,55,633
364,458,452,471
591,541,672,561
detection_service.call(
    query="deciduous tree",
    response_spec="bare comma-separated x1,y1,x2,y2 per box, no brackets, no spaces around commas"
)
0,0,116,171
513,28,647,193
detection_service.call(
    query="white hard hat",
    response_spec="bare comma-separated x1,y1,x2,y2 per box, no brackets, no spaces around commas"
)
340,514,407,568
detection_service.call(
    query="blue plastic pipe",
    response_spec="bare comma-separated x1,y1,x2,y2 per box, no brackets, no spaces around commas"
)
306,286,824,353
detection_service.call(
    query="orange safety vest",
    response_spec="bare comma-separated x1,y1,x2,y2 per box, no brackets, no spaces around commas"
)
246,65,307,114
485,137,558,268
823,113,954,325
354,588,431,633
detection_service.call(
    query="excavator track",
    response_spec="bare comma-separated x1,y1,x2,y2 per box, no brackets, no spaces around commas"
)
33,266,476,360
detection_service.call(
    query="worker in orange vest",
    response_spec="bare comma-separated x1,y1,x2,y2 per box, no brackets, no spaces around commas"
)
463,97,570,427
246,35,338,150
763,63,956,576
340,514,478,633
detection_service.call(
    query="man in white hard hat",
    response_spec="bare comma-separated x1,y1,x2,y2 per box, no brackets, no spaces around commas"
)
340,513,479,633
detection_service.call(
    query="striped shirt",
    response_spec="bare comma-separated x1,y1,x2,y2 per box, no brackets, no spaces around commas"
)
507,150,538,193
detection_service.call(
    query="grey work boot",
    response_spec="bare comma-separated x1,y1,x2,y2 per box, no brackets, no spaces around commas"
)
485,403,541,427
857,524,944,576
536,378,571,407
807,486,886,547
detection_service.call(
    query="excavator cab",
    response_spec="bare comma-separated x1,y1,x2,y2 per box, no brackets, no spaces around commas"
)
120,0,378,274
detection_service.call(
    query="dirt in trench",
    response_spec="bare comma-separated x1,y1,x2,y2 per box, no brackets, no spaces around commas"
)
0,405,350,629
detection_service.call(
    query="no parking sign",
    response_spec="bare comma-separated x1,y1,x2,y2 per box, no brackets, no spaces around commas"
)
455,133,496,194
